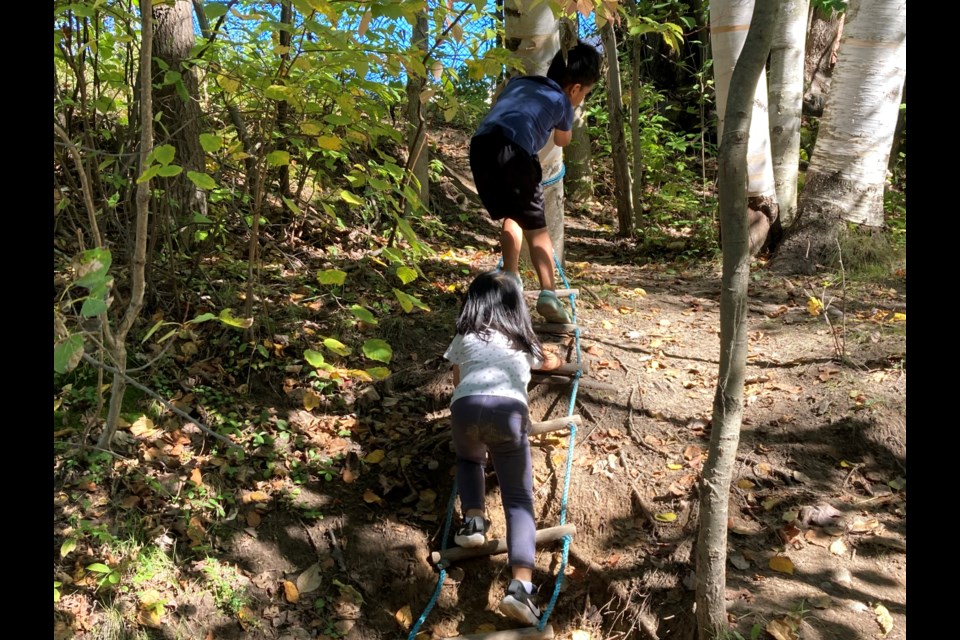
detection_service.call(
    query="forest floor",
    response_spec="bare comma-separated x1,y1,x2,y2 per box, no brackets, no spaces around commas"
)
54,127,906,640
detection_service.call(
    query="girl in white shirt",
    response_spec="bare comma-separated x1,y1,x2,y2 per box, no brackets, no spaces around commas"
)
443,269,559,625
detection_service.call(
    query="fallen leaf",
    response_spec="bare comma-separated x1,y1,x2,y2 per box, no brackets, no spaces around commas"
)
474,624,498,633
847,516,880,533
729,553,751,570
342,467,358,484
190,468,203,485
243,491,270,504
768,555,794,575
683,444,703,460
363,450,386,464
778,523,803,547
296,562,323,594
655,512,677,523
766,617,799,640
395,605,413,630
130,415,158,437
810,595,832,609
363,489,383,504
303,390,321,411
728,516,763,535
803,529,834,548
798,504,843,527
874,603,893,636
571,631,592,640
782,510,799,522
666,463,683,470
236,605,255,630
736,479,756,490
762,496,785,511
829,537,848,556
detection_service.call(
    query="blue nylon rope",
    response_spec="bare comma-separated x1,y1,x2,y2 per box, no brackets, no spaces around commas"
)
541,163,566,187
407,479,459,640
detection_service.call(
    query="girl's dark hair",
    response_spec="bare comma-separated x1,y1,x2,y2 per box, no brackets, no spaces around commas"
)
456,270,543,360
547,39,603,89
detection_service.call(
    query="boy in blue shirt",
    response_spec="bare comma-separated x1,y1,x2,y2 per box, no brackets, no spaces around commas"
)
470,40,603,324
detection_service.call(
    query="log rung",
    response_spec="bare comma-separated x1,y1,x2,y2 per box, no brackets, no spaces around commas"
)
432,524,576,565
523,288,578,299
533,322,579,335
532,360,584,376
530,414,581,436
449,625,555,640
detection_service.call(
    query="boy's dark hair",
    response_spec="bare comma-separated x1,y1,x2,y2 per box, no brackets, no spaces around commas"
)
456,270,543,360
547,39,603,88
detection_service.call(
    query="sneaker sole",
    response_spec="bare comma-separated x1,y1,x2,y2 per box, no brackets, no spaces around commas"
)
454,533,486,548
536,305,571,324
499,596,540,625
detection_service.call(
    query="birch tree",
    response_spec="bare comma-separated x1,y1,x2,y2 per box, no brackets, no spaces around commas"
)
771,0,906,274
710,0,779,254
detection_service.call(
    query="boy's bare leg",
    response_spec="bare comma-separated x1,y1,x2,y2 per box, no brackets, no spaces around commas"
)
501,218,523,274
523,227,556,291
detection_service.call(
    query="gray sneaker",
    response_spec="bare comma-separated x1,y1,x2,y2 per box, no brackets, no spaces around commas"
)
499,579,541,625
454,516,486,548
536,291,571,324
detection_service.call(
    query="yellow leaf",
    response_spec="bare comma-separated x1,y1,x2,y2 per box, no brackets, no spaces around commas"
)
666,463,683,470
474,624,498,633
769,555,794,575
363,449,386,464
874,603,893,636
736,479,755,490
829,537,848,556
891,312,905,322
190,468,203,485
283,580,300,603
807,296,824,316
317,135,342,151
303,390,321,410
243,491,270,504
130,415,157,437
654,512,677,522
395,605,413,630
766,617,799,640
237,605,255,629
602,320,613,329
363,489,382,504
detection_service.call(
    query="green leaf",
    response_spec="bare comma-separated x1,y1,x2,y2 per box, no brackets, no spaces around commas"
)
81,297,108,317
282,197,302,216
136,165,160,184
300,122,321,135
303,349,326,368
153,144,176,165
395,266,418,285
339,190,364,206
54,335,85,374
365,367,391,380
203,2,230,19
393,289,430,313
349,305,378,325
107,571,120,585
157,164,183,177
317,269,347,286
187,171,217,190
218,308,254,329
199,133,222,153
382,247,404,264
264,85,289,101
74,248,112,288
362,339,392,363
60,538,78,558
323,338,352,357
86,563,112,574
266,150,290,166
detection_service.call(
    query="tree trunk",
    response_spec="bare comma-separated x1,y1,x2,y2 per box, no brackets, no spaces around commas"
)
628,2,644,228
404,9,430,218
274,0,293,200
696,5,776,636
564,104,594,204
152,0,207,251
803,5,845,117
768,0,809,230
600,20,633,237
710,0,779,255
504,0,565,265
772,0,906,274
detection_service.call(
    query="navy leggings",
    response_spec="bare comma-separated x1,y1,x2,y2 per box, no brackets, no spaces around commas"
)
450,394,535,569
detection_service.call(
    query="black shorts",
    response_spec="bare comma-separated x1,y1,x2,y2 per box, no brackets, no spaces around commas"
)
469,131,546,231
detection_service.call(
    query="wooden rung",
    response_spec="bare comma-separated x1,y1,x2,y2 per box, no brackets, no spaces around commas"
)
523,288,578,299
449,625,555,640
533,322,578,335
531,360,585,376
530,414,582,436
432,524,576,565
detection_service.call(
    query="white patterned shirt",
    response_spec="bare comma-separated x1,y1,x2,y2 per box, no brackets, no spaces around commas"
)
444,331,542,406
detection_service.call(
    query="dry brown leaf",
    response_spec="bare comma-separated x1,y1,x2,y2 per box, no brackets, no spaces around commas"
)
798,503,843,527
246,510,261,528
297,562,323,594
342,467,358,484
130,416,158,437
363,489,383,504
829,537,848,556
283,580,299,603
395,605,413,630
189,468,203,485
683,444,703,460
728,516,763,535
736,479,756,490
236,605,255,630
766,617,799,640
803,529,834,548
474,623,498,633
847,516,880,533
768,555,794,575
243,491,270,504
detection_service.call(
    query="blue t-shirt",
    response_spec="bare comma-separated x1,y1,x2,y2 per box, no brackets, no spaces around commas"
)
474,76,574,156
